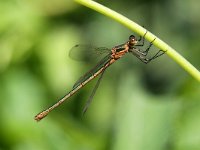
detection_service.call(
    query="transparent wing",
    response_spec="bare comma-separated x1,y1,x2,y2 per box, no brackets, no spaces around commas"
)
69,44,111,62
72,53,111,89
82,68,106,114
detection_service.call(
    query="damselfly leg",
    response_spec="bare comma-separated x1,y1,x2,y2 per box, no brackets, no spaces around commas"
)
129,33,166,64
135,31,147,47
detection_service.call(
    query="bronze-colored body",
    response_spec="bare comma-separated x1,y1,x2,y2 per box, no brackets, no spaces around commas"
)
35,34,165,121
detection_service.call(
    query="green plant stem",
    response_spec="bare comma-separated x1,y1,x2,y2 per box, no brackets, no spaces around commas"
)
74,0,200,82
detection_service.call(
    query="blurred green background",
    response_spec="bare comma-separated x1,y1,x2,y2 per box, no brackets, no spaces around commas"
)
0,0,200,150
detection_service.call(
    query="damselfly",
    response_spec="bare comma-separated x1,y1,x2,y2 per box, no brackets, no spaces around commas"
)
35,31,166,121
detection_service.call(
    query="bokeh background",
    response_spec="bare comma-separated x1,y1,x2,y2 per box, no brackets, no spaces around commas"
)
0,0,200,150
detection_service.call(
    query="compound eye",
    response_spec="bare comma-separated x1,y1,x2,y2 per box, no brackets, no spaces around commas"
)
129,35,137,45
129,35,135,40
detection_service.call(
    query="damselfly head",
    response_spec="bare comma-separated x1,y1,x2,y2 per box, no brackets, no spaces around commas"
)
129,35,138,45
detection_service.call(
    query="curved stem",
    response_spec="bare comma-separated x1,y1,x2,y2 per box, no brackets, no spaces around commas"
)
74,0,200,82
